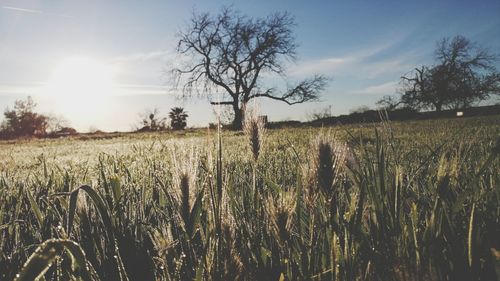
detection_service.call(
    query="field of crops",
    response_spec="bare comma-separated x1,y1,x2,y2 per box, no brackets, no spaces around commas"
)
0,115,499,281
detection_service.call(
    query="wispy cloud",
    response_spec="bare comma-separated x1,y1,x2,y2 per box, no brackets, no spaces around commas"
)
0,82,170,97
112,50,173,63
290,56,354,76
115,84,169,96
2,5,72,18
290,41,395,76
352,81,399,96
0,83,43,95
361,57,412,79
289,40,417,81
2,6,43,14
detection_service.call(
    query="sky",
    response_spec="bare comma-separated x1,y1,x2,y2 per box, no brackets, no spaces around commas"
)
1,0,499,132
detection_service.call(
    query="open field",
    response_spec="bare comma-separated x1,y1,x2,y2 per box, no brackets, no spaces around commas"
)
1,115,499,280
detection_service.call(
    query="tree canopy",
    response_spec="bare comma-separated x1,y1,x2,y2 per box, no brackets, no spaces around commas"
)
0,96,49,139
397,35,500,111
169,107,188,130
172,7,328,129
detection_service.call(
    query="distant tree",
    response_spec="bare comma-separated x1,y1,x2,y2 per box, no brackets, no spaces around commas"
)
400,35,500,111
47,115,70,133
172,7,328,130
0,96,49,139
376,95,402,110
307,105,333,121
138,108,167,132
169,107,188,130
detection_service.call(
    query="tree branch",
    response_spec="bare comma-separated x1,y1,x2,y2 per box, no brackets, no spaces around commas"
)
210,101,234,105
249,75,328,104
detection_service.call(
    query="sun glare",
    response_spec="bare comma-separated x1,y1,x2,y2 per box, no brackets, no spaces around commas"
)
46,57,116,99
43,57,118,128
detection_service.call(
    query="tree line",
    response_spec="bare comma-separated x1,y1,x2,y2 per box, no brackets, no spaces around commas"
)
136,107,188,132
0,96,75,139
0,97,189,139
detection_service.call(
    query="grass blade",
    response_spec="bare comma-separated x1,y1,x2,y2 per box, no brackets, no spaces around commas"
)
26,188,44,229
15,239,95,281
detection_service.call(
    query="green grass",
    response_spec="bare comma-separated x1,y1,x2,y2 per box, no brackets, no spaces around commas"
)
0,115,499,280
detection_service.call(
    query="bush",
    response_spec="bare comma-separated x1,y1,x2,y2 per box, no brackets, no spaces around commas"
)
0,96,49,139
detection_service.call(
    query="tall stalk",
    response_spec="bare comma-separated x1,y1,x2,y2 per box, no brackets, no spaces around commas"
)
215,107,223,280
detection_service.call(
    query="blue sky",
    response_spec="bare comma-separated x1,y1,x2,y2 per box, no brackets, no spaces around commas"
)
1,0,499,131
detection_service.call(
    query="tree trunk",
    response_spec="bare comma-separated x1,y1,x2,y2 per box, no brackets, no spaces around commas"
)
232,102,244,130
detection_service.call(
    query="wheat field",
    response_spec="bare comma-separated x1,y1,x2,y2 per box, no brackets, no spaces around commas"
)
0,116,499,281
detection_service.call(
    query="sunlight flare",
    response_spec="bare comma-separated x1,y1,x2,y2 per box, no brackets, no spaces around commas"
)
42,57,119,126
45,57,117,99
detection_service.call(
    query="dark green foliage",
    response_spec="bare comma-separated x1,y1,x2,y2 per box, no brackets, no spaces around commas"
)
317,142,334,193
169,107,188,130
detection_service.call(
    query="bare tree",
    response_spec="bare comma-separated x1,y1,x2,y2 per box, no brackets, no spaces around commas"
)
399,35,500,111
47,115,70,133
376,95,402,110
172,7,328,129
307,105,333,121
